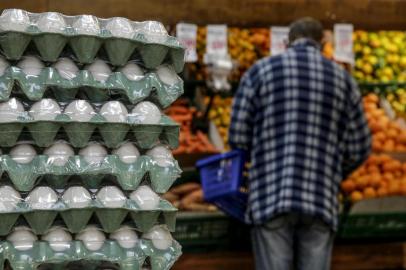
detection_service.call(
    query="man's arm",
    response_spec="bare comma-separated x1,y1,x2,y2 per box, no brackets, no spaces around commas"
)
342,77,372,177
228,71,257,151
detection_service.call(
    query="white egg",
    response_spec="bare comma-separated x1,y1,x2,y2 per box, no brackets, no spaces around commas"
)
112,142,140,164
79,143,107,165
96,186,126,208
0,98,25,122
72,15,100,36
25,186,58,210
42,226,72,252
130,185,159,210
156,65,179,85
62,186,92,208
105,17,133,39
17,56,45,76
0,185,21,211
118,63,144,81
139,21,168,43
44,141,74,166
52,58,79,80
10,144,37,164
76,225,106,251
142,226,172,250
110,226,138,249
100,101,128,123
29,98,61,121
146,145,174,167
64,100,95,122
36,12,66,33
0,56,10,76
131,101,161,124
7,226,38,251
0,9,30,32
85,59,112,82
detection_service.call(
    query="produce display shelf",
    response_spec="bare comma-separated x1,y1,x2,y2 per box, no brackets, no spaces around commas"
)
173,211,250,252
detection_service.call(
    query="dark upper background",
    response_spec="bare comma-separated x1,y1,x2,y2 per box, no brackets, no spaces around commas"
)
0,0,405,30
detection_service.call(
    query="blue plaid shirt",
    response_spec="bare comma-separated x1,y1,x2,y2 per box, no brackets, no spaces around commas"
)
229,39,371,230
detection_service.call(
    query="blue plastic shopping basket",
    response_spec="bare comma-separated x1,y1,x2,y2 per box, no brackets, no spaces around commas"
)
196,150,248,223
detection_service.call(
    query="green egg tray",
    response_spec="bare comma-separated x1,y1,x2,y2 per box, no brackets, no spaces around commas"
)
0,67,183,106
0,25,184,71
0,114,179,148
0,154,181,192
0,199,176,235
0,239,181,270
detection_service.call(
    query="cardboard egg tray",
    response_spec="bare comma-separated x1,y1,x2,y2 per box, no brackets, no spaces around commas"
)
0,67,183,106
0,197,177,235
0,239,181,270
0,10,185,70
0,154,181,192
0,115,179,148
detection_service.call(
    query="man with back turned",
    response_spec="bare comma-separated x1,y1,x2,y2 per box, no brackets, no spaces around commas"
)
229,17,371,270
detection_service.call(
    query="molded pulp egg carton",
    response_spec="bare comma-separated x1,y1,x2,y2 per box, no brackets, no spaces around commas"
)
0,9,185,71
0,239,181,270
0,154,181,192
0,192,176,235
0,65,183,106
0,115,179,149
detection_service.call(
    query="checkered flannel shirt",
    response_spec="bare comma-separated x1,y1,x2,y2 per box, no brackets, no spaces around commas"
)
228,39,372,230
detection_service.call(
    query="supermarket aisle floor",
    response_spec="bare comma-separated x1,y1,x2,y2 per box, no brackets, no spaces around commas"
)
173,242,406,270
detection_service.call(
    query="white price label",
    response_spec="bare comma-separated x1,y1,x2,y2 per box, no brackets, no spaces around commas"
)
270,26,289,56
206,24,228,55
334,24,354,64
176,23,198,62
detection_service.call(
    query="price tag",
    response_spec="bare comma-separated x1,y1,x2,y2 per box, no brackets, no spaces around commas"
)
176,23,198,62
334,24,354,64
206,24,228,56
270,26,289,55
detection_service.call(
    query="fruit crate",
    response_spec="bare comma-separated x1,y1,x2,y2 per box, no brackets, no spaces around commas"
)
173,211,250,252
340,196,406,239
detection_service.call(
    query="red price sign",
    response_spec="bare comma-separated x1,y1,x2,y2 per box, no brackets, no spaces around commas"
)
206,25,228,55
176,23,198,62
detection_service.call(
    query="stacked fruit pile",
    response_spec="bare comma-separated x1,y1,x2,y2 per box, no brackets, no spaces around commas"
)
364,93,406,152
187,27,269,81
207,96,233,147
353,31,406,83
386,88,406,118
166,100,218,155
0,9,184,269
341,154,406,203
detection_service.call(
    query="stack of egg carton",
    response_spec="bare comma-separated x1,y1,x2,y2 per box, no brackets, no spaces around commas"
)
0,9,185,270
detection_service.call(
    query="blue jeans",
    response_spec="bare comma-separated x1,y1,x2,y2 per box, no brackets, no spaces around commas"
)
251,213,334,270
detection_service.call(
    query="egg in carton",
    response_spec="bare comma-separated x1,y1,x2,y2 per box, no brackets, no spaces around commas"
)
2,225,181,270
0,143,181,193
0,56,183,107
0,9,185,71
0,185,177,236
0,98,180,149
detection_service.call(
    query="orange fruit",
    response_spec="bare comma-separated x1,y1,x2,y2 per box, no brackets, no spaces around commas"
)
397,131,406,144
379,154,392,163
354,176,368,189
382,140,395,152
377,187,388,197
374,132,386,142
388,181,401,195
383,172,394,182
341,180,356,194
350,191,364,203
372,140,383,152
363,187,377,199
387,128,399,139
369,173,382,188
366,165,380,174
